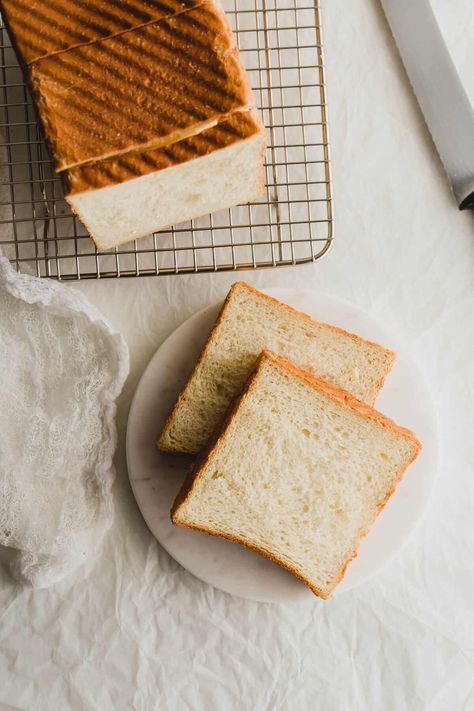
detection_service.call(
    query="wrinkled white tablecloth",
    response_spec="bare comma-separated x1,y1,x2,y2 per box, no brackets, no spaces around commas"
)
1,0,473,709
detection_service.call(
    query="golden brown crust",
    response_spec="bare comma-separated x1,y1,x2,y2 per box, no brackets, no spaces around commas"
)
28,0,254,171
171,349,422,599
0,0,205,64
158,281,396,452
64,110,264,195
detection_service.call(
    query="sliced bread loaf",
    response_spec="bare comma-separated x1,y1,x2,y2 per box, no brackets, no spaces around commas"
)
171,351,422,599
158,282,396,454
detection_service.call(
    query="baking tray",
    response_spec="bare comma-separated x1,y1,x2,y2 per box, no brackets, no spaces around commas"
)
0,0,333,279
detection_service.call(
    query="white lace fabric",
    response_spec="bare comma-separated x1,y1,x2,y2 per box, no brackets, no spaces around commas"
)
0,257,129,587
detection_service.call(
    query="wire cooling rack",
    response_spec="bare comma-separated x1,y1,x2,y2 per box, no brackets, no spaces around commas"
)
0,0,333,280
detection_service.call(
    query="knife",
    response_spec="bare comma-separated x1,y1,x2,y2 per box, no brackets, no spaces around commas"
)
380,0,474,210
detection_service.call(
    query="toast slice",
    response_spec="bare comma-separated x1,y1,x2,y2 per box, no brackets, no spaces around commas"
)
158,282,396,454
63,110,265,249
171,351,422,599
29,0,254,170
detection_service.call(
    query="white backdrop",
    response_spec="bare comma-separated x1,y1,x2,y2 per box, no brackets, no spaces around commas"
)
1,0,473,709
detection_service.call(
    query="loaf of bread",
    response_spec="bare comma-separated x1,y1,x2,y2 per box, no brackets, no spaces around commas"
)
171,351,421,599
158,282,396,454
1,0,265,248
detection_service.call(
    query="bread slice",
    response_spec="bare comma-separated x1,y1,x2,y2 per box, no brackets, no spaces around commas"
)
158,282,396,454
0,0,204,64
172,351,422,599
63,110,265,249
29,0,254,170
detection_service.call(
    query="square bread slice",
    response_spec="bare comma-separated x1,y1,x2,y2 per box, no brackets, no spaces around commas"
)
29,0,254,170
0,0,203,64
63,110,265,249
158,282,396,454
171,351,422,599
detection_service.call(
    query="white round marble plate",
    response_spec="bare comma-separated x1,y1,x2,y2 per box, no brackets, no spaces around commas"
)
126,289,438,603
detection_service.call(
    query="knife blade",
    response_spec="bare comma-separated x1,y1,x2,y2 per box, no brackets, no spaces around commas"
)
380,0,474,210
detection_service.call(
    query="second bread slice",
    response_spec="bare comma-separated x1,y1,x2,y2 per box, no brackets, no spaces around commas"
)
158,282,396,454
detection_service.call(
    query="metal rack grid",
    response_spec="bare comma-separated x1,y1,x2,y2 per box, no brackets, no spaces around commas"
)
0,0,333,280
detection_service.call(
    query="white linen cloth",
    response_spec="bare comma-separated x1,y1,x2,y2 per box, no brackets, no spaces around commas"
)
0,257,129,587
0,0,473,709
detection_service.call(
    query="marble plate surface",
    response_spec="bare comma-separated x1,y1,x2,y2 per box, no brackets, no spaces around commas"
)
126,289,438,603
